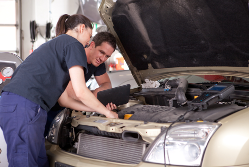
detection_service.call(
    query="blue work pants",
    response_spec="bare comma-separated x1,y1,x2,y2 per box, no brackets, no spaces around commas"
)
0,92,49,167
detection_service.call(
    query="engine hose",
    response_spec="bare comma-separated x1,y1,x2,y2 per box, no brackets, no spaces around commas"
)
166,78,188,105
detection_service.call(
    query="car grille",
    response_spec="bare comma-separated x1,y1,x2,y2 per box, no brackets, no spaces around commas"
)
77,133,147,164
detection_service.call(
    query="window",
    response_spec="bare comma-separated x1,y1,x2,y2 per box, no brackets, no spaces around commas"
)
0,0,21,56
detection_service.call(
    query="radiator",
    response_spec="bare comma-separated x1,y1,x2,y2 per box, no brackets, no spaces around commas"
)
77,133,147,164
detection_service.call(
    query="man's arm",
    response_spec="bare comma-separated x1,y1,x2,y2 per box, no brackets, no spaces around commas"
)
93,72,117,110
92,72,112,97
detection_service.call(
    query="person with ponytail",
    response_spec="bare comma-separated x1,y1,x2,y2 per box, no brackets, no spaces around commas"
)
0,14,118,167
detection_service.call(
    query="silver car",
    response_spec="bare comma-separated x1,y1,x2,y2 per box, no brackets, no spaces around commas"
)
46,0,249,167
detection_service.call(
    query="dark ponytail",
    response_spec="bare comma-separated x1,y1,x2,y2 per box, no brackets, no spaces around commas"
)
55,14,93,37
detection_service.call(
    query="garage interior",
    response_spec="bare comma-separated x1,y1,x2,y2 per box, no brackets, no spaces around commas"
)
1,0,249,167
0,0,125,68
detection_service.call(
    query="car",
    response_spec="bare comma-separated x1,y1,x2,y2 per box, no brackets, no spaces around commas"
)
44,0,249,167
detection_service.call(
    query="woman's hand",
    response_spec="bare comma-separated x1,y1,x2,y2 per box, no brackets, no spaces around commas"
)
106,110,119,118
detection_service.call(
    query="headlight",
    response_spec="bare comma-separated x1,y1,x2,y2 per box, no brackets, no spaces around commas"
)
143,122,221,166
47,109,66,144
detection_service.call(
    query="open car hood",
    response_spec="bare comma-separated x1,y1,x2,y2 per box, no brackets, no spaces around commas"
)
99,0,249,85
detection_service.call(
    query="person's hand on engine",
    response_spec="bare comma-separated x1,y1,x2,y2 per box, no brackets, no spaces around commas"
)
106,102,116,111
105,103,118,118
105,110,118,118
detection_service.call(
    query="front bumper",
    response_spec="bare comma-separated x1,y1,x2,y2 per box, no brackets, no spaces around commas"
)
46,140,166,167
46,140,249,167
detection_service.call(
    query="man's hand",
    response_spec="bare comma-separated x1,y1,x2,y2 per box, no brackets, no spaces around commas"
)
105,103,118,118
106,102,117,111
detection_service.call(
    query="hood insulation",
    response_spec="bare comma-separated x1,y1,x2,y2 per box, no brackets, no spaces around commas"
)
112,0,249,70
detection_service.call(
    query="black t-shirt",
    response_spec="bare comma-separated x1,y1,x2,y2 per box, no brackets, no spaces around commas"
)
85,63,106,81
3,34,88,111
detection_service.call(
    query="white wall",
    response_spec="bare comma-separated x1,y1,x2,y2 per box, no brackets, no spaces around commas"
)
21,0,79,60
21,0,49,60
21,0,36,60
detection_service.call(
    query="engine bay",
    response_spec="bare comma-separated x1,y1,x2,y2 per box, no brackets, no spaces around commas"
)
118,78,248,122
49,77,249,164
